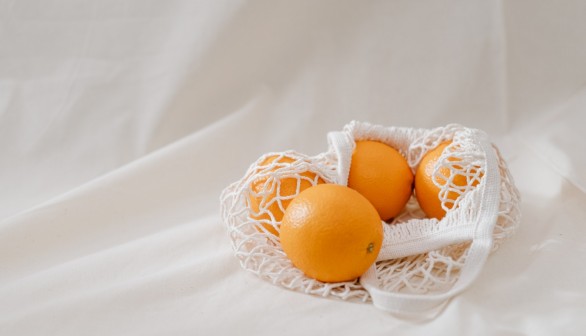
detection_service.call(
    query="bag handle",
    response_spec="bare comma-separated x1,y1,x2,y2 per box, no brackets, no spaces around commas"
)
359,134,500,317
327,131,355,186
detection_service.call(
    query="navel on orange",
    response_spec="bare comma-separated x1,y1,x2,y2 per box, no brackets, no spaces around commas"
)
248,154,324,236
347,141,413,221
280,184,383,283
414,142,481,219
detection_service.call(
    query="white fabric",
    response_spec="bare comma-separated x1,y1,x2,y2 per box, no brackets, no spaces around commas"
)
1,0,586,335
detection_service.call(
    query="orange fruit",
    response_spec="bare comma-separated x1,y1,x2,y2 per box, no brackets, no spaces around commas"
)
414,142,481,219
280,184,383,283
347,141,414,221
248,154,325,236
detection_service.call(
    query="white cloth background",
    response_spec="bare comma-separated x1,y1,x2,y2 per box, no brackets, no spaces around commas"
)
1,0,585,334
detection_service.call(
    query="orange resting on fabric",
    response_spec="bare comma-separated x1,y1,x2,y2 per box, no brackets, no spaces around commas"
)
414,141,482,219
280,184,383,283
347,141,414,221
247,154,324,236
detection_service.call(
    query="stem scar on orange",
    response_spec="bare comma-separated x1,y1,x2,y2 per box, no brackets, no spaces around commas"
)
414,141,482,219
247,154,325,236
280,184,383,283
347,141,414,221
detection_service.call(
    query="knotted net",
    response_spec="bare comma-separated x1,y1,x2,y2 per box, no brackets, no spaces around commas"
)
220,121,521,313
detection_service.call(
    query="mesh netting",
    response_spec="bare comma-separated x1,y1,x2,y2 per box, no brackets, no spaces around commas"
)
220,121,521,304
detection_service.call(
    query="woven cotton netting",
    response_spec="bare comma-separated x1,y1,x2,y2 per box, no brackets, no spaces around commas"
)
220,121,521,303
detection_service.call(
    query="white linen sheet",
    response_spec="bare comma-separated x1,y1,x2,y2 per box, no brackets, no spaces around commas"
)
1,0,585,334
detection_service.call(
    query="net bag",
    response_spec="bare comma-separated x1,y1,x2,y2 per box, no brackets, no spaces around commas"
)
220,121,521,317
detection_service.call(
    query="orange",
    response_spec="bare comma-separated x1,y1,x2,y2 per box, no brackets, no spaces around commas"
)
248,154,325,236
280,184,383,283
347,141,414,221
414,142,481,219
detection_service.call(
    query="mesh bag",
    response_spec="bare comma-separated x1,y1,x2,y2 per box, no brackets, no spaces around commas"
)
220,121,521,317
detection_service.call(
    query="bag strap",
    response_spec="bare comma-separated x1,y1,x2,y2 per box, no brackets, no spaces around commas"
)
327,131,355,186
359,134,501,317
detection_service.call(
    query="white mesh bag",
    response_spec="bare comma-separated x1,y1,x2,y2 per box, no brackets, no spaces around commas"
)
220,121,521,317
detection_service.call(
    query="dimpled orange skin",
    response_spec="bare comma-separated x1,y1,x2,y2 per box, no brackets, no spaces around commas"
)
347,141,414,221
280,184,383,283
415,142,480,219
248,155,324,236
